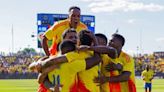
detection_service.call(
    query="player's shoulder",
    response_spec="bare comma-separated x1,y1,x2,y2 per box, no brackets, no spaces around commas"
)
142,70,146,73
79,22,87,28
52,19,69,28
121,51,131,57
121,51,133,62
65,51,80,57
101,54,108,58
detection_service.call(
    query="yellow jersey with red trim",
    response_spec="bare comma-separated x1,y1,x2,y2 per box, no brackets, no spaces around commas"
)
44,19,87,55
65,51,99,92
48,53,86,92
100,54,122,92
141,69,154,83
118,51,136,92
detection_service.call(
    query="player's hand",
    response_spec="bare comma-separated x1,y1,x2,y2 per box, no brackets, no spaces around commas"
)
105,62,117,71
94,76,108,85
29,56,49,72
54,85,63,92
116,63,123,71
37,56,49,63
49,85,63,92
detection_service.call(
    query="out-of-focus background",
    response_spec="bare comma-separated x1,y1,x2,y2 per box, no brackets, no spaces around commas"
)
0,0,164,92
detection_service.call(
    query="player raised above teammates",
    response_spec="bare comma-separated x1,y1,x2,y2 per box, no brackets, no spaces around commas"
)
42,6,87,56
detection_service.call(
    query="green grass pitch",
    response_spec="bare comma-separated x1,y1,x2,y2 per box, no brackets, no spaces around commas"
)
0,79,163,92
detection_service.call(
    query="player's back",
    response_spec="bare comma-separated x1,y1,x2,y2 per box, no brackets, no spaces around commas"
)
77,51,99,92
48,52,86,92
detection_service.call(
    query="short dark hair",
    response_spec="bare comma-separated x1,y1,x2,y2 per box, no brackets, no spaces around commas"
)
62,28,77,39
79,30,92,46
112,33,125,46
95,33,108,44
69,6,81,12
59,40,76,53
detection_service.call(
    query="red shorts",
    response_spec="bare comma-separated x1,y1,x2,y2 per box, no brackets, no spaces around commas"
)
37,83,48,92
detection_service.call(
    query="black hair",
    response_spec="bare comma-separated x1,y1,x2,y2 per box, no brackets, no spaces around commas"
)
112,33,125,46
95,33,108,44
69,6,81,12
59,40,76,54
62,28,77,39
78,30,92,46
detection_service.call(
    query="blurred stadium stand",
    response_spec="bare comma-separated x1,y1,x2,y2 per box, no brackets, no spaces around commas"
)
0,50,164,79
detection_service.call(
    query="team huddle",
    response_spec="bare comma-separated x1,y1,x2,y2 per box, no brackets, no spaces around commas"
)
29,6,136,92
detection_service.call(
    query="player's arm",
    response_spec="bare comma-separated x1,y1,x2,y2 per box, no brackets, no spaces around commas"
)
38,64,58,84
150,71,154,81
95,71,131,84
96,56,133,84
69,53,102,74
89,46,117,59
42,23,59,56
106,71,131,82
41,55,68,71
105,62,123,71
83,30,102,69
78,45,117,59
42,36,50,56
85,52,102,70
106,55,134,82
37,73,47,84
141,72,145,80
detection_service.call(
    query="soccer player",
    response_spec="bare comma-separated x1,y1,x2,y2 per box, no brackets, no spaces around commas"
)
141,65,154,92
42,6,87,56
40,30,117,92
95,33,108,46
33,28,78,92
95,33,136,92
31,30,102,91
80,33,122,92
32,38,101,92
77,33,121,92
62,28,78,44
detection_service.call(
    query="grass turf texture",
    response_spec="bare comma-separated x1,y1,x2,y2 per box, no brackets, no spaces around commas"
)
0,79,163,92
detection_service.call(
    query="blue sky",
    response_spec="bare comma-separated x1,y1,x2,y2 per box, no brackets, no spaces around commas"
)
0,0,164,55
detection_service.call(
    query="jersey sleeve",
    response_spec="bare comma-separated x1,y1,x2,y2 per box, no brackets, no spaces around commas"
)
44,22,60,40
141,71,145,77
122,56,134,73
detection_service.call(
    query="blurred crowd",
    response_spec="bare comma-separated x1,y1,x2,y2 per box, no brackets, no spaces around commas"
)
0,52,42,79
0,52,164,79
134,53,164,78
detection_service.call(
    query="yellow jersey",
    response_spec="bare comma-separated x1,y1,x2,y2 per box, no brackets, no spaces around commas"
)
66,51,99,92
141,69,154,83
44,19,87,55
118,51,136,92
100,54,122,92
48,53,86,92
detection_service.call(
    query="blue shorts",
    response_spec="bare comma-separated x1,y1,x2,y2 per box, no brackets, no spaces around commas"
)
144,83,152,89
